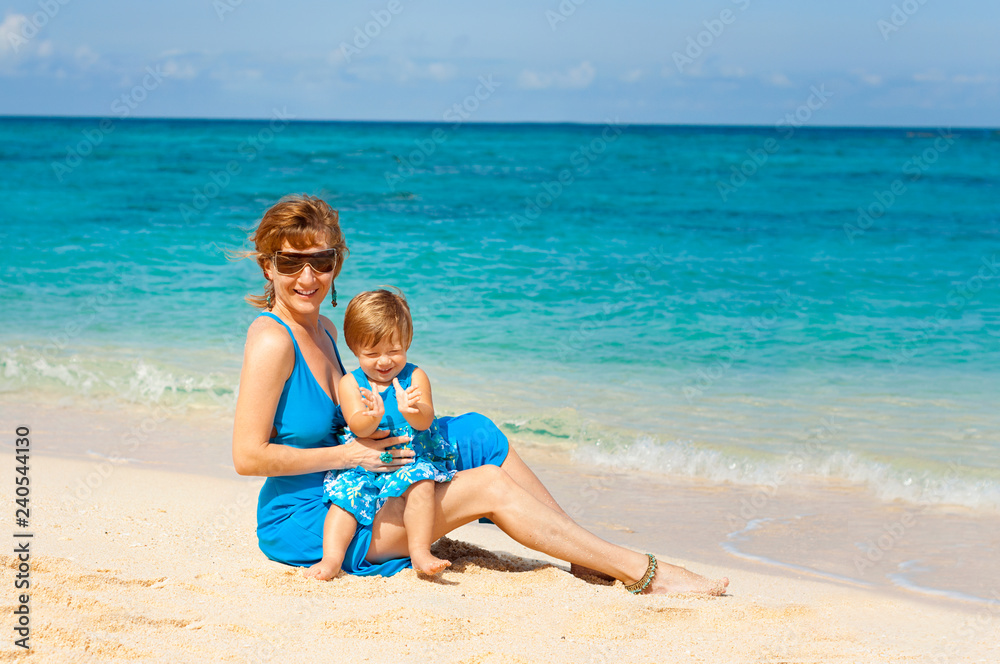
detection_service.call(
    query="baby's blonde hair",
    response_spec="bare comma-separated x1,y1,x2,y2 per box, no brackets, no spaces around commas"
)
342,288,413,355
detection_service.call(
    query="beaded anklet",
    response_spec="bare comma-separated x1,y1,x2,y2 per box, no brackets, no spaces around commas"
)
625,553,657,594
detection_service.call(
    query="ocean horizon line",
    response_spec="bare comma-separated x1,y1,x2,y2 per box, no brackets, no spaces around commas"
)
2,114,998,133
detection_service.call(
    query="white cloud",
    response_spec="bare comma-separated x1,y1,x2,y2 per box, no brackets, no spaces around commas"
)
953,73,994,84
768,72,793,87
0,14,29,57
565,61,595,88
0,14,28,54
913,69,946,82
518,69,551,90
518,60,595,91
348,61,385,82
327,48,348,67
852,69,882,87
235,68,262,82
563,60,595,88
1,15,65,72
397,59,457,83
163,59,198,80
910,68,997,86
660,64,677,78
426,62,457,82
621,69,643,83
74,45,99,69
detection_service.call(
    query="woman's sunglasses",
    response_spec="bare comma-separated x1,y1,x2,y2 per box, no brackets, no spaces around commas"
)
271,250,339,276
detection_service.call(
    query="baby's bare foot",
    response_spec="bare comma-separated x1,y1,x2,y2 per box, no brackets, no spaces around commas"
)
645,562,728,596
303,560,341,581
411,551,451,576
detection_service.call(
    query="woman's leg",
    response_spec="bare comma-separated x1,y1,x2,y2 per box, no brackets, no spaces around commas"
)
446,414,613,579
443,413,566,517
499,445,564,514
500,445,614,580
367,466,728,595
304,504,358,580
403,480,451,576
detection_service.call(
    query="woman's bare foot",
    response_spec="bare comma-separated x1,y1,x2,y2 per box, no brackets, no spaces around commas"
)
411,550,451,576
643,561,728,596
303,559,341,581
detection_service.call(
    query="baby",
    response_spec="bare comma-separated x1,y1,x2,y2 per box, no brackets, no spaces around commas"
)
306,288,457,579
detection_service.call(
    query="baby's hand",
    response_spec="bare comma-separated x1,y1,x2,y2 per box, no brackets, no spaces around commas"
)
358,387,385,421
393,377,421,414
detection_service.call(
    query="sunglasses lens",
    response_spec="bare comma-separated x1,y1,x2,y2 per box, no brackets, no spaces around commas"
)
308,257,335,273
273,255,299,274
273,252,337,275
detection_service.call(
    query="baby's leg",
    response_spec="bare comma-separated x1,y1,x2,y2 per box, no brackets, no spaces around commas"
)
304,504,357,580
403,480,451,576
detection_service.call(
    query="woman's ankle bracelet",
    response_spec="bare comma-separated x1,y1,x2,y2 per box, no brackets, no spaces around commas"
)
624,553,657,594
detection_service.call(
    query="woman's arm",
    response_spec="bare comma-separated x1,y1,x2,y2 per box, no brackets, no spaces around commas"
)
230,320,395,478
232,320,355,476
394,367,434,431
232,320,413,476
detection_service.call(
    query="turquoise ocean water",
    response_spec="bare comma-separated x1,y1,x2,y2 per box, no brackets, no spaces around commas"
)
2,117,999,512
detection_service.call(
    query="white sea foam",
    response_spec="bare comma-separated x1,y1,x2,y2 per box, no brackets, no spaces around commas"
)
28,355,101,392
0,346,237,414
572,436,1000,512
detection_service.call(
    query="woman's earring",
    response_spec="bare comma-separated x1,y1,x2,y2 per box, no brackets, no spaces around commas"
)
265,281,274,309
330,286,338,307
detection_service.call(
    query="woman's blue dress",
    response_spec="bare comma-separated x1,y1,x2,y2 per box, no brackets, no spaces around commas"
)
322,363,457,525
253,313,508,576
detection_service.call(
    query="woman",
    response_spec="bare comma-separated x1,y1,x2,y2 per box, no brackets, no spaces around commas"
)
232,194,728,594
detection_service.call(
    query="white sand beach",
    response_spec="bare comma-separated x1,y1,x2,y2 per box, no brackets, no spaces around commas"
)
2,402,997,663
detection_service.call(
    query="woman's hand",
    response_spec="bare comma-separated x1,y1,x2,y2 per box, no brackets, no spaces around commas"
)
343,430,414,472
392,377,422,414
357,387,386,423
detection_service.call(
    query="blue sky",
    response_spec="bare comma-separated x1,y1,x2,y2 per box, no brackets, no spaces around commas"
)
1,0,997,126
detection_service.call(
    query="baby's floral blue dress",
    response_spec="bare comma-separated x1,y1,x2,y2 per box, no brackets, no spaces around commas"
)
323,363,457,525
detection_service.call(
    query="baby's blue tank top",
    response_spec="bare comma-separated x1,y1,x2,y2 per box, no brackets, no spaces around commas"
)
351,363,417,435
